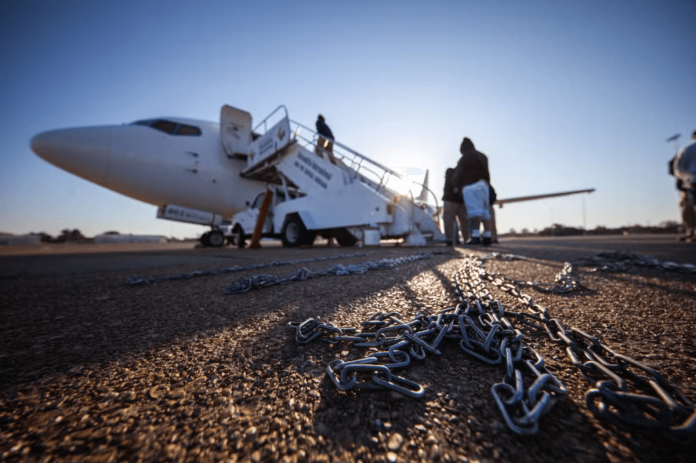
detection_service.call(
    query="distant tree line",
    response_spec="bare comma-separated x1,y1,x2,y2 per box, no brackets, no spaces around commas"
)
30,229,90,243
504,221,681,237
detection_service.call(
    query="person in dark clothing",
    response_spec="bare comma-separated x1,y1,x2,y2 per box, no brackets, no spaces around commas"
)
316,114,334,139
452,137,493,245
442,168,469,245
452,137,489,187
315,114,334,154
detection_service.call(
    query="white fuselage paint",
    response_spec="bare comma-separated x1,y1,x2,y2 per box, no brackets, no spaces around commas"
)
31,118,264,218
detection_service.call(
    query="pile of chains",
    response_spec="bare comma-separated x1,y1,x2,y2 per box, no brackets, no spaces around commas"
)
125,252,369,285
472,256,696,441
288,255,696,440
225,252,433,294
287,258,568,434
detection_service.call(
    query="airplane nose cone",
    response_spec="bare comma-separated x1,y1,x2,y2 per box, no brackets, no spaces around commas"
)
30,131,63,162
31,127,111,184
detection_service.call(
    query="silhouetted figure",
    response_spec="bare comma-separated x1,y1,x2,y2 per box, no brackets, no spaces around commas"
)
442,168,469,245
315,114,334,154
452,137,492,245
673,130,696,242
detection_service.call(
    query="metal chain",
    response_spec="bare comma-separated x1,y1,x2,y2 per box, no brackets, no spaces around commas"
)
224,252,435,294
453,257,568,434
287,253,696,440
480,252,588,294
288,256,568,435
576,251,696,274
483,250,696,275
472,255,696,442
125,252,369,285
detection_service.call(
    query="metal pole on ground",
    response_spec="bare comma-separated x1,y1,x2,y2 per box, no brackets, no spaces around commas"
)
249,189,273,249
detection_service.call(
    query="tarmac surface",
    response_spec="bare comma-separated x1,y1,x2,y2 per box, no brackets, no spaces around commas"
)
1,235,695,462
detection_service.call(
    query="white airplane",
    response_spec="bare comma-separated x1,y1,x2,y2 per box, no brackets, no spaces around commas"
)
31,105,595,247
31,113,265,247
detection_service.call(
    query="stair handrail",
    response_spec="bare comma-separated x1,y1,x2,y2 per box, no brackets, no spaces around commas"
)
253,105,289,134
289,119,440,211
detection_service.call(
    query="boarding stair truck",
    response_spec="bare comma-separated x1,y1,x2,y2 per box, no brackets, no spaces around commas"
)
220,105,445,247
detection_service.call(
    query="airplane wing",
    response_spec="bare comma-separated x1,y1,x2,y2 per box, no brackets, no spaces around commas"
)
496,188,595,207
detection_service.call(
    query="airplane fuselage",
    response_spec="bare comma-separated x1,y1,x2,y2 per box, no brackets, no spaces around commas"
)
31,118,263,218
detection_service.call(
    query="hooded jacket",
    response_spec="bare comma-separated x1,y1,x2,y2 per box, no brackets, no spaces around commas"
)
452,138,490,188
316,117,334,140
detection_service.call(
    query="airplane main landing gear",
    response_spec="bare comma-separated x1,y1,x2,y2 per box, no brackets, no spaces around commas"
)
200,230,225,247
207,230,225,247
230,224,246,248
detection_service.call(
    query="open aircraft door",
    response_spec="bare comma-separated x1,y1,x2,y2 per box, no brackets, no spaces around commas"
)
220,105,252,158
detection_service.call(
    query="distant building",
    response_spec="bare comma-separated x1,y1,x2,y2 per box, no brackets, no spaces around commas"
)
0,233,42,246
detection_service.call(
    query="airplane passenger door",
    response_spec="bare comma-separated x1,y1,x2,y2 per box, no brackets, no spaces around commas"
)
220,105,252,158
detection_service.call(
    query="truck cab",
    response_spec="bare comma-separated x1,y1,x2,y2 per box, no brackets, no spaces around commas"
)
227,187,303,247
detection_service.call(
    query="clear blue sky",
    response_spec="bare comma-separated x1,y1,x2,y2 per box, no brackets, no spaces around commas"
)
1,0,694,238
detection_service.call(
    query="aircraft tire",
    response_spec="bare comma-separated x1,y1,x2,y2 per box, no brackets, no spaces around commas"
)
281,215,309,248
232,224,246,248
208,230,225,247
334,228,358,247
200,232,211,247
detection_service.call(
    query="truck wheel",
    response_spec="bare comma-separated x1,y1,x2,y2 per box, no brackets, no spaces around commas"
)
231,224,246,248
208,230,225,247
282,216,310,247
334,228,358,247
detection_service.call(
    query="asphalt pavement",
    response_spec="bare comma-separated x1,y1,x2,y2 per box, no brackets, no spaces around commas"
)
0,236,694,462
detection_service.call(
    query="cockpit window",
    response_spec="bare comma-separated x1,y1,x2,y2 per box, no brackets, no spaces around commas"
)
130,119,201,136
150,120,178,135
176,124,202,136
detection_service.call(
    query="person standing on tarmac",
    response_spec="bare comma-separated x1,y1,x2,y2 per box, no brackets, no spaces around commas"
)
452,137,493,245
673,130,696,242
442,168,469,246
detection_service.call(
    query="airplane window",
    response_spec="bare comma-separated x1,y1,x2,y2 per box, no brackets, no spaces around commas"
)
150,120,178,135
176,124,202,136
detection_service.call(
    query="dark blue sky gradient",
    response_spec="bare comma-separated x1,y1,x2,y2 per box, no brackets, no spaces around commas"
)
1,1,694,237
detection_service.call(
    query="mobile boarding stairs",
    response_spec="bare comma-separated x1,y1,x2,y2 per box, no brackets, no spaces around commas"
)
221,105,445,247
